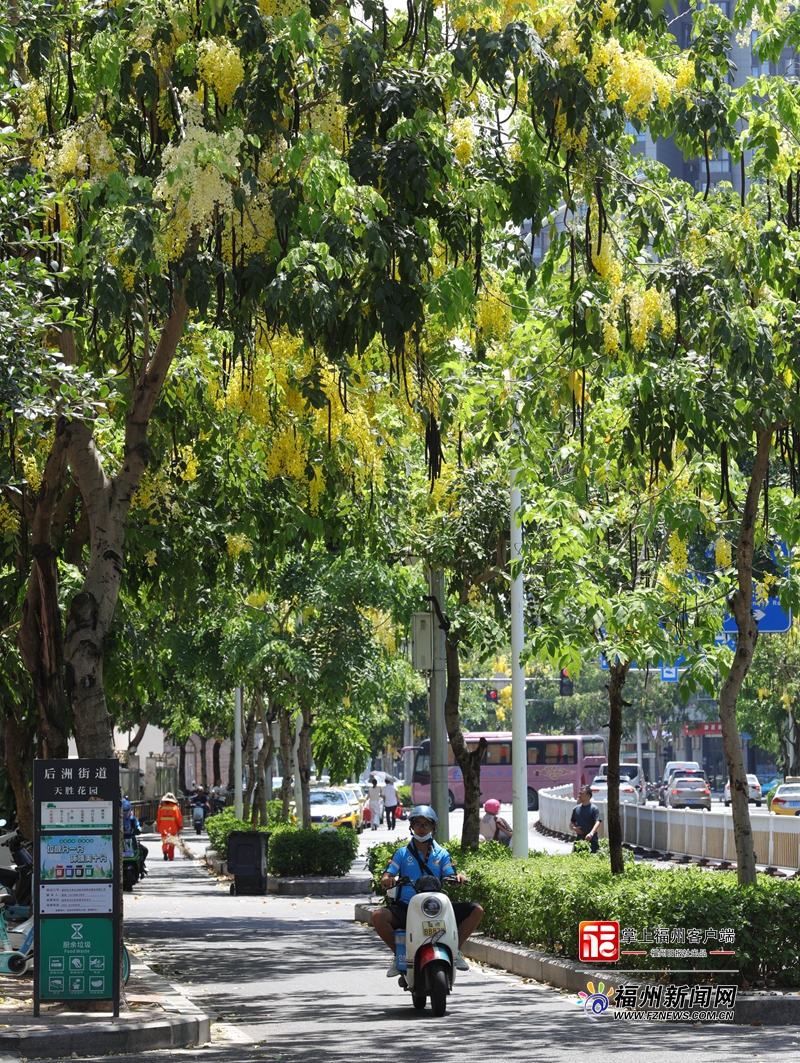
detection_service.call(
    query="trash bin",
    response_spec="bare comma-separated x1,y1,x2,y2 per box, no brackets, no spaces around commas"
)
227,831,269,895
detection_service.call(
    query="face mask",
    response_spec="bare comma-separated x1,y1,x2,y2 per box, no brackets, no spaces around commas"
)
411,824,433,842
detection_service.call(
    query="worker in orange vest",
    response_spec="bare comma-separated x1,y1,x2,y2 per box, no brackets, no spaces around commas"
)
156,792,183,860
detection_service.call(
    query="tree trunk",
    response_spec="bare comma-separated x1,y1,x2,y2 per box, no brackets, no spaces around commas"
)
606,659,631,874
200,735,208,790
279,706,294,821
17,435,70,759
128,714,149,753
779,710,800,776
242,706,257,821
60,298,189,759
255,691,275,827
297,703,313,830
6,710,34,841
213,739,222,787
179,740,187,794
444,636,487,849
718,427,773,885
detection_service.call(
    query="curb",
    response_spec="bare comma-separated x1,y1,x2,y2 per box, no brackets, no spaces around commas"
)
204,849,372,895
0,958,211,1059
354,903,800,1025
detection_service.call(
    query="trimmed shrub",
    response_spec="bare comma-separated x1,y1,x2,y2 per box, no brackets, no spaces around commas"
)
397,785,412,806
269,825,359,877
206,807,258,856
367,838,800,985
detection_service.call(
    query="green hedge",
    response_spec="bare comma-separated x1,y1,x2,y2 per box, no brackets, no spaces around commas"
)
269,825,359,877
206,807,359,877
397,785,412,806
366,840,800,985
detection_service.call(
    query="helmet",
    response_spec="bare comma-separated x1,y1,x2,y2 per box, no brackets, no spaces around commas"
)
121,798,131,812
162,792,177,803
484,799,501,816
408,804,438,825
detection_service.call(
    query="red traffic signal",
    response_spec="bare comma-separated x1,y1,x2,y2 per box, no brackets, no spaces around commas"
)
485,689,499,703
559,669,574,696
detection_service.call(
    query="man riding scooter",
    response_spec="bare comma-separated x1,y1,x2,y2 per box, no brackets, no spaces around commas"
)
372,805,483,976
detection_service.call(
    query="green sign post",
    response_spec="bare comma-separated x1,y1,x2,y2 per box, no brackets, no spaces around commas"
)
33,759,121,1016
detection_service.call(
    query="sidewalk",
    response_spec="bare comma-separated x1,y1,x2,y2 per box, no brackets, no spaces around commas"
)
0,953,210,1059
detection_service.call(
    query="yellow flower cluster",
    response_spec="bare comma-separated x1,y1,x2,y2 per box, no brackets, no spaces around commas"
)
247,589,269,607
227,532,253,558
451,118,474,167
714,537,731,569
16,79,47,144
593,240,623,294
602,317,620,357
145,549,157,567
660,292,676,342
598,0,617,27
0,499,20,535
755,572,777,606
586,40,671,118
197,38,244,108
667,531,688,575
259,0,306,16
154,91,242,260
120,264,136,292
476,287,512,342
223,192,276,265
22,454,42,493
675,57,695,93
50,118,118,187
629,288,660,352
179,444,199,482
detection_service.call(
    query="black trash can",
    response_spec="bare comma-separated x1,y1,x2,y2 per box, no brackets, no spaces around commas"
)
227,831,269,895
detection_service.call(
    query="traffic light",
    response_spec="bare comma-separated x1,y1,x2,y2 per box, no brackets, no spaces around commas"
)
559,669,574,696
485,688,499,704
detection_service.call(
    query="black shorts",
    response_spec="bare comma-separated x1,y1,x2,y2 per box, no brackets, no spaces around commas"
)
384,901,480,930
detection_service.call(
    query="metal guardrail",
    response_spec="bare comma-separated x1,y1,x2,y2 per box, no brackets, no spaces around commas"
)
538,785,800,869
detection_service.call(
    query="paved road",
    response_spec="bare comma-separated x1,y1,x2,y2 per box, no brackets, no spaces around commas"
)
23,827,789,1063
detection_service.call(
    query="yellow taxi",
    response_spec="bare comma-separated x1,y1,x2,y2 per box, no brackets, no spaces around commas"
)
308,788,360,830
769,783,800,815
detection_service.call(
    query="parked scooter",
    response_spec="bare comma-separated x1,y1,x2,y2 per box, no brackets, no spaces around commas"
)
121,800,148,892
387,874,462,1016
0,824,33,919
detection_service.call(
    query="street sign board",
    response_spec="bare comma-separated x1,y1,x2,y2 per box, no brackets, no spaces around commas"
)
722,593,792,634
33,759,120,1017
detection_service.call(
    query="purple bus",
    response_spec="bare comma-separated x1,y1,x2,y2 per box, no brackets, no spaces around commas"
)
411,731,607,812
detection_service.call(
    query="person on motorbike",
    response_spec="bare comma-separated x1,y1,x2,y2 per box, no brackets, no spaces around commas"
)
122,798,148,875
191,787,210,827
372,805,483,977
479,799,513,847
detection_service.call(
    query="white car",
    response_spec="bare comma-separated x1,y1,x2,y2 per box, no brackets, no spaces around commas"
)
590,775,638,804
724,775,762,807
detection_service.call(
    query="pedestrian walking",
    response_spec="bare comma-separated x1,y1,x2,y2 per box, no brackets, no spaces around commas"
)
156,792,184,860
382,778,399,831
569,785,601,853
367,778,383,831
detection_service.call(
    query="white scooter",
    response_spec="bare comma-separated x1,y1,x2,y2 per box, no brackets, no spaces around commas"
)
387,874,461,1016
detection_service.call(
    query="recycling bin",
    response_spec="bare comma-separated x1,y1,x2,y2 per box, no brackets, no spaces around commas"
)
226,831,269,895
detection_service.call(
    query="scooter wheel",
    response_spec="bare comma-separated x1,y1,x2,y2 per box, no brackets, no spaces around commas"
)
7,952,27,976
230,883,236,895
429,964,448,1017
412,993,426,1010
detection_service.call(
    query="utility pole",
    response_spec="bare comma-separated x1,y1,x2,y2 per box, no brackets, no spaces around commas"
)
428,566,449,841
510,470,529,857
234,686,243,819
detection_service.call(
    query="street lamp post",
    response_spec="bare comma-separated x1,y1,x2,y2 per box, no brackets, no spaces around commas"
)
510,470,529,857
428,566,450,841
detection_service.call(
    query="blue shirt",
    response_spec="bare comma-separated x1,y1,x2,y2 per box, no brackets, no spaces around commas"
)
386,840,456,906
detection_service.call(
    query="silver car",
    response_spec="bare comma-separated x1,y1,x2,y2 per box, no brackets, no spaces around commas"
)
723,775,762,807
589,775,638,804
666,777,711,810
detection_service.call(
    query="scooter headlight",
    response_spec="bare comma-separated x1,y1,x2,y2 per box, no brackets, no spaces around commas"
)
421,896,442,917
